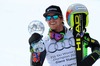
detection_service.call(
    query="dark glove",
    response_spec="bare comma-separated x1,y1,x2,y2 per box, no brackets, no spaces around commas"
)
29,33,45,53
83,33,100,51
29,33,43,45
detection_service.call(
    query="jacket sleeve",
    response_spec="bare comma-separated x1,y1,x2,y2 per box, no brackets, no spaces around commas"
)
30,50,46,66
80,33,100,66
28,33,46,66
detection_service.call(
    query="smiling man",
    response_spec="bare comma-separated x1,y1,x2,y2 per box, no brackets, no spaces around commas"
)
29,4,100,66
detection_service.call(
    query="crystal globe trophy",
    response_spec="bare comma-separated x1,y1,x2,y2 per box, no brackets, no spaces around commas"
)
28,20,45,35
28,20,45,52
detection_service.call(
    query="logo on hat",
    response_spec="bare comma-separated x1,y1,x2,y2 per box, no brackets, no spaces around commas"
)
47,8,57,12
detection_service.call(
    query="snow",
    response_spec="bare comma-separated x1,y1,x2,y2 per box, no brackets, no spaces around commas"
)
0,0,100,66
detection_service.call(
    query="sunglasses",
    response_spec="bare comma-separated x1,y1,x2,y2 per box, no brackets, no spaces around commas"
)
45,15,59,21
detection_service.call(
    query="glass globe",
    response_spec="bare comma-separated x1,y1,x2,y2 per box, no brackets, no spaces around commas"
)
28,20,45,35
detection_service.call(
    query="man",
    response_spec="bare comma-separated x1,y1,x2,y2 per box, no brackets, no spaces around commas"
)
29,4,100,66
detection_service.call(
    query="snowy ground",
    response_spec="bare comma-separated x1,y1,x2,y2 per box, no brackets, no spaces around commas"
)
0,0,100,66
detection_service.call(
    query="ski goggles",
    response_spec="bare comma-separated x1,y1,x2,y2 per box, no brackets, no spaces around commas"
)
49,31,64,41
45,15,59,21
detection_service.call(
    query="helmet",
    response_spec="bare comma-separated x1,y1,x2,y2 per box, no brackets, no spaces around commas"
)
66,3,89,28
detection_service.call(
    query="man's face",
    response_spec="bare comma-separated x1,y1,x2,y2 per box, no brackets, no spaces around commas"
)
45,13,63,31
